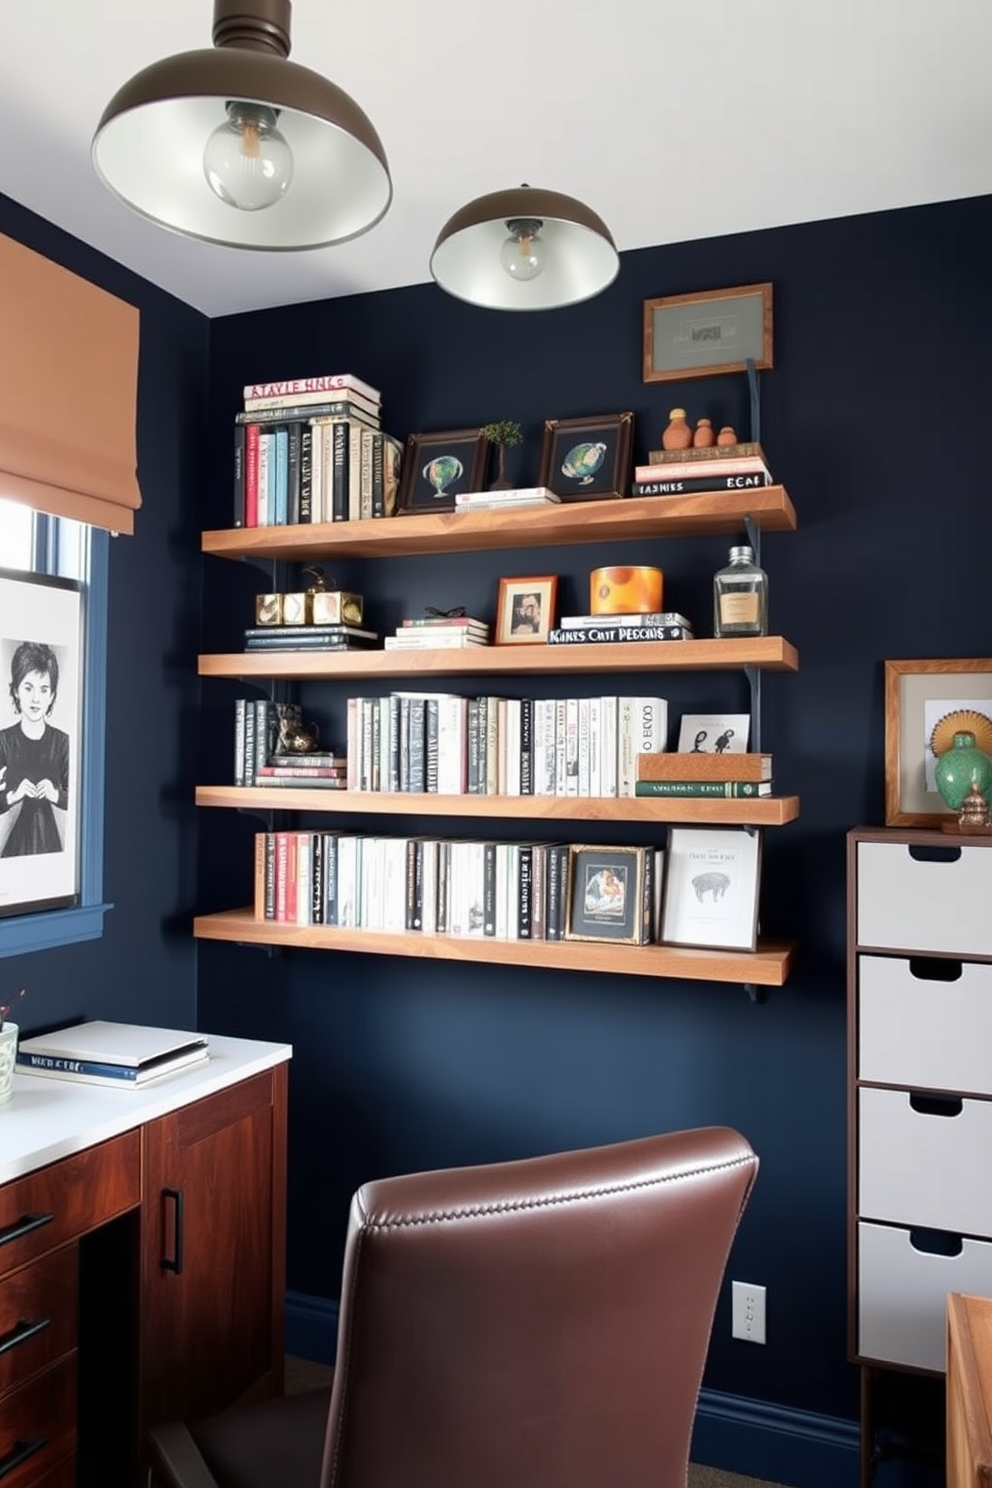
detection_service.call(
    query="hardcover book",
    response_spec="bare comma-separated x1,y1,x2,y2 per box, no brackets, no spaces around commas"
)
17,1021,209,1087
637,752,773,782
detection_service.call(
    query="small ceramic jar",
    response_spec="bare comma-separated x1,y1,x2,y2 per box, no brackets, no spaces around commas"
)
662,409,692,450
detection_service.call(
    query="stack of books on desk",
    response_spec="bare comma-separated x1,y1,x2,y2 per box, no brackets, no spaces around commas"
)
547,612,694,645
384,616,491,649
630,443,774,498
634,751,773,798
256,753,348,789
16,1021,210,1088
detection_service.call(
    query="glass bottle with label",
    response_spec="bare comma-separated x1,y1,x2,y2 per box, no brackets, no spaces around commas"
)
713,545,768,637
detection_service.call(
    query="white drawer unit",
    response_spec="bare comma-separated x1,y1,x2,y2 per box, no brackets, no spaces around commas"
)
848,827,992,1488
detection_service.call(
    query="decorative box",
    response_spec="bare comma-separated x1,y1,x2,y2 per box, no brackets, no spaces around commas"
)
255,593,284,626
311,589,363,626
281,590,310,625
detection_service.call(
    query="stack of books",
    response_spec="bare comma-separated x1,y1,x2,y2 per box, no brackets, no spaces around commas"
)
453,486,561,513
256,752,348,789
16,1021,210,1088
384,615,491,650
634,751,773,798
547,611,694,645
630,442,774,498
234,371,404,527
243,623,380,652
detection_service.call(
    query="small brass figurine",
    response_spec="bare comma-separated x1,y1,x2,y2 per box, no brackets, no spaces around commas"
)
957,780,992,834
279,717,320,754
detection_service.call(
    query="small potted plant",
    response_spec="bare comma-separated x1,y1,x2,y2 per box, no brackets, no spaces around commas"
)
482,420,523,491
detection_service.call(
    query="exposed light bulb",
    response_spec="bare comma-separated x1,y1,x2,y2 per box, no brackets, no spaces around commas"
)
203,103,293,212
500,217,545,281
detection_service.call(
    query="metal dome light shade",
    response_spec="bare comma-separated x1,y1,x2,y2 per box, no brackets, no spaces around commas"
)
430,184,619,311
92,0,392,251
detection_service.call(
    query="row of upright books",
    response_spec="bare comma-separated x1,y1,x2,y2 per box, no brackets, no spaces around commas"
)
344,693,668,798
233,372,403,527
253,831,657,945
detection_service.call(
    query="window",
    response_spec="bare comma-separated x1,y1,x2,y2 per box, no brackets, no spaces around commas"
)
0,497,110,956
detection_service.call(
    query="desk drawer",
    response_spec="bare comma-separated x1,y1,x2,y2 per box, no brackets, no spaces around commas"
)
0,1356,75,1487
0,1248,76,1398
859,954,992,1095
859,1086,992,1235
0,1133,139,1281
858,1221,992,1372
857,841,992,957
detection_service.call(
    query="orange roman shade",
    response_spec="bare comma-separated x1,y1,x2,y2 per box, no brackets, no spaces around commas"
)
0,231,141,535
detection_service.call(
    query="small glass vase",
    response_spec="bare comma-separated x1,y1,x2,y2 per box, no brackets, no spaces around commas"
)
934,730,992,812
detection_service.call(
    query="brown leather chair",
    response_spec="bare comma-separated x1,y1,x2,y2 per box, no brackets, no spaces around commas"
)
148,1125,758,1488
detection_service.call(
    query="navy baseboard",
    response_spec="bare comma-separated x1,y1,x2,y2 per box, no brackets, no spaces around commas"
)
285,1292,860,1488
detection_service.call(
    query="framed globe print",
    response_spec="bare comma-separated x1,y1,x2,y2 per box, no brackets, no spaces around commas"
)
395,428,487,514
538,412,633,503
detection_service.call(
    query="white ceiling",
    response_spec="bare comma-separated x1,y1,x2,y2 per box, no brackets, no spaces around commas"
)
1,0,990,319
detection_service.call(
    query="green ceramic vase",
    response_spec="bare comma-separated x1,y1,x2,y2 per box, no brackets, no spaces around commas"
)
934,730,992,811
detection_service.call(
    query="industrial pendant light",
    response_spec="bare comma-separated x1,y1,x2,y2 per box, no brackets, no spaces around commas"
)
92,0,392,251
430,184,619,311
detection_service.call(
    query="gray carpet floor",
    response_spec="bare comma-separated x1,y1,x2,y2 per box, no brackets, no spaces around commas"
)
285,1357,794,1488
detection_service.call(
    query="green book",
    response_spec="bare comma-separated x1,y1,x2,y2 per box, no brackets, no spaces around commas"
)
634,780,772,798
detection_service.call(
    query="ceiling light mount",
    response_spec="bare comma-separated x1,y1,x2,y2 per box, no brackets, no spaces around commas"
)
92,0,392,251
430,183,619,312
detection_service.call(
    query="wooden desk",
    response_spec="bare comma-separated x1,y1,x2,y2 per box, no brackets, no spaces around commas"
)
947,1292,992,1488
0,1032,290,1487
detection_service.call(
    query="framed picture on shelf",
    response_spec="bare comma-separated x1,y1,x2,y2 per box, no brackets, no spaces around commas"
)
643,282,774,383
395,428,488,515
660,826,761,951
495,575,557,645
0,567,84,919
885,657,992,826
538,412,633,503
676,713,751,755
565,844,649,945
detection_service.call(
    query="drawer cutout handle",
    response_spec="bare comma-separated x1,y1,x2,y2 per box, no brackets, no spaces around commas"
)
0,1317,50,1357
0,1213,53,1249
0,1437,47,1481
909,956,962,983
908,843,962,864
909,1227,963,1257
909,1092,963,1117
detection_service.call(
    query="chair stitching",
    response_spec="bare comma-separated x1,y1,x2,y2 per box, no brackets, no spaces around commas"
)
361,1151,756,1231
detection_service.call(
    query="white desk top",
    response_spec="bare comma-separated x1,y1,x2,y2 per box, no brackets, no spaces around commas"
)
0,1031,292,1184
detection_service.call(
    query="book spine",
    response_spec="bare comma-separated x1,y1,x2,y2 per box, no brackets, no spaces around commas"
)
244,423,260,528
425,700,440,792
546,844,569,941
483,841,497,935
405,838,423,930
600,696,618,798
517,845,533,939
299,424,314,521
617,699,636,798
273,424,289,525
309,423,324,522
323,832,338,926
236,397,379,424
309,832,324,924
564,699,579,797
547,626,692,644
588,697,601,797
485,697,500,797
257,766,345,778
407,699,426,791
233,422,246,527
640,847,654,945
370,430,385,518
243,702,257,785
256,429,272,526
286,421,302,525
332,421,349,522
243,373,381,404
359,426,374,520
631,473,772,496
264,832,277,919
643,441,762,465
348,420,363,521
634,460,769,483
295,831,311,926
530,844,546,941
637,753,772,782
519,698,533,795
634,779,771,796
234,699,247,786
577,699,591,796
254,832,268,919
16,1053,143,1080
466,699,481,794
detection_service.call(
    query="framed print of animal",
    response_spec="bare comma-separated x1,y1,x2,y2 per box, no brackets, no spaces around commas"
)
659,826,761,951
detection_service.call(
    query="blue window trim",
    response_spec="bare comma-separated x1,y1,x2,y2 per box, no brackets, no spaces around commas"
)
0,526,113,958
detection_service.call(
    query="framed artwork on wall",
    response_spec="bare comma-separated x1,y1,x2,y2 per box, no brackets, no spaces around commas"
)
885,657,992,826
643,282,774,383
538,412,633,503
659,826,761,951
395,428,487,514
495,575,557,645
0,567,83,918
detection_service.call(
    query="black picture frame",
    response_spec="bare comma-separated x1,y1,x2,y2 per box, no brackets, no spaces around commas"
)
0,567,84,918
538,412,634,503
565,844,648,944
395,428,488,515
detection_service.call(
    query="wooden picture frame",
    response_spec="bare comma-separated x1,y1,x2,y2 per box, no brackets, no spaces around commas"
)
538,412,633,503
643,282,773,383
495,575,557,645
884,658,992,826
565,844,648,945
395,428,487,514
0,567,84,918
660,826,761,951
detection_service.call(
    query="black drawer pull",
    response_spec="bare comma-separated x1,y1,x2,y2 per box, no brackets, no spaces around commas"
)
909,1092,963,1117
908,843,962,864
0,1317,50,1357
909,956,962,982
0,1214,53,1249
161,1188,184,1275
910,1227,964,1257
0,1436,47,1480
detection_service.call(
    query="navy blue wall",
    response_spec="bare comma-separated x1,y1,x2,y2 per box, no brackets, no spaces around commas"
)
200,191,992,1441
0,193,208,1033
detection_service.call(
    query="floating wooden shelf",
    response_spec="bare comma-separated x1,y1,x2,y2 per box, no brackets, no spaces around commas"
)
202,487,797,562
199,635,799,681
192,908,797,987
196,785,800,826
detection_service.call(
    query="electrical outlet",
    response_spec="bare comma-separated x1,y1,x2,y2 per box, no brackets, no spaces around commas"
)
731,1281,766,1344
